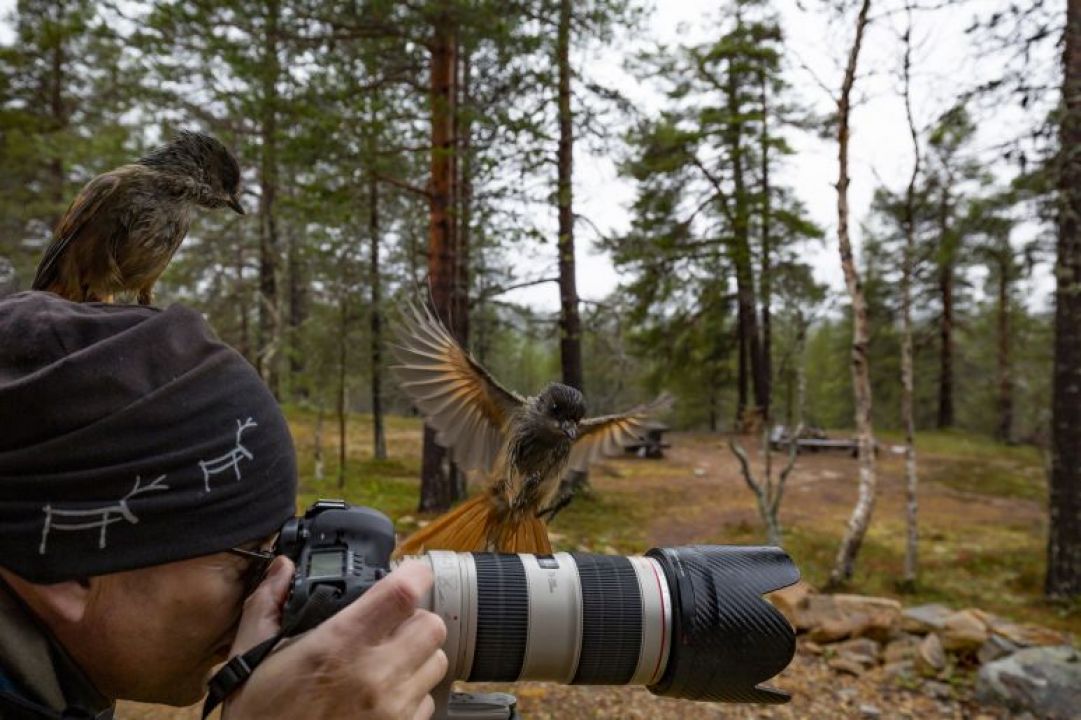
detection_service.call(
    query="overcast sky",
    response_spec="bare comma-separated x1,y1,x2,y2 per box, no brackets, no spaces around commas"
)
499,0,1057,313
0,1,1058,313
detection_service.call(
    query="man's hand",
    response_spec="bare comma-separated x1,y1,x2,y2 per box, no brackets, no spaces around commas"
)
223,558,448,720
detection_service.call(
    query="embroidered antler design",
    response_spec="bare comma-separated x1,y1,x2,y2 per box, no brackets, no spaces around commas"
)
200,417,258,492
39,474,170,554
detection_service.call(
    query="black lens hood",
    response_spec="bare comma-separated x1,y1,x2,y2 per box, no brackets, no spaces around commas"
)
646,545,799,704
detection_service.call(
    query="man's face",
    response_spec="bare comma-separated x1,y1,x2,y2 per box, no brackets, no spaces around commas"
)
68,542,269,706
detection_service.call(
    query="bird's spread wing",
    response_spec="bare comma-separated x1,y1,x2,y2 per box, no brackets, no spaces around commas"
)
391,302,525,476
32,172,125,291
565,394,673,475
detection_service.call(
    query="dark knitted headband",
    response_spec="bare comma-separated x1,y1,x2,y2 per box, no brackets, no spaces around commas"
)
0,292,297,583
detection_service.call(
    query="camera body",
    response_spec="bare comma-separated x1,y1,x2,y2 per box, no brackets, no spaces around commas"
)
275,499,396,630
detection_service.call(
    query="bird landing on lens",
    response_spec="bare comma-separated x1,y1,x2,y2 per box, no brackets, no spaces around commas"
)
390,300,673,556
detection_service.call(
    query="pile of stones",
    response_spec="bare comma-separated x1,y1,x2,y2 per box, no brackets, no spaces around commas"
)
769,582,1080,719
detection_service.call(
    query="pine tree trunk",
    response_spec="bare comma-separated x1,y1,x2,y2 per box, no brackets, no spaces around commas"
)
996,251,1013,443
937,256,955,428
369,175,387,461
287,223,307,400
419,9,458,513
1046,0,1081,598
235,241,252,363
48,17,65,223
828,0,876,589
759,69,773,424
557,0,589,499
725,39,766,423
314,404,325,483
258,0,281,397
558,0,583,394
337,269,348,491
737,319,748,419
901,14,920,589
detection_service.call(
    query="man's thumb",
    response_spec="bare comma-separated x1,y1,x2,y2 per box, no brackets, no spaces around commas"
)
230,555,294,656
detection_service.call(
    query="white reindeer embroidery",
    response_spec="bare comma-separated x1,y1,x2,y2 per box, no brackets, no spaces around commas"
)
200,417,258,492
39,474,170,554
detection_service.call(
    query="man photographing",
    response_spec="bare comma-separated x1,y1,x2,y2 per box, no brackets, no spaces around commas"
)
0,292,448,719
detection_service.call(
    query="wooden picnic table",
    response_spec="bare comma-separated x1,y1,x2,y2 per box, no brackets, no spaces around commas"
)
623,424,671,459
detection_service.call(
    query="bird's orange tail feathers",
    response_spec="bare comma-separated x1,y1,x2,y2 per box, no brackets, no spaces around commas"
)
394,494,552,557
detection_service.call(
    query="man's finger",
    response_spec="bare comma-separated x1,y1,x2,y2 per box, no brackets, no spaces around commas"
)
383,609,447,675
411,693,436,720
231,555,294,655
409,647,449,695
324,559,433,642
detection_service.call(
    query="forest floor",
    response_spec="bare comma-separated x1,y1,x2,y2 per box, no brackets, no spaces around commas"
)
119,409,1079,719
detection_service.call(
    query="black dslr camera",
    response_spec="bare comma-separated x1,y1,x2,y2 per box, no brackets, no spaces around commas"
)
281,499,801,718
211,499,801,720
276,499,395,631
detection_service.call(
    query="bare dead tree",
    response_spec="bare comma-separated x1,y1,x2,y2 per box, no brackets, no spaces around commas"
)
730,310,807,545
828,0,877,589
900,0,921,590
730,430,801,546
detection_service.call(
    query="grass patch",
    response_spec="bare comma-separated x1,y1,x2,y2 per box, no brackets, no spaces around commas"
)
545,488,650,555
876,428,1046,502
918,457,1046,502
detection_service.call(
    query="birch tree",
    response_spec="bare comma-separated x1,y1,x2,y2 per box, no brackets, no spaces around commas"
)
827,0,876,589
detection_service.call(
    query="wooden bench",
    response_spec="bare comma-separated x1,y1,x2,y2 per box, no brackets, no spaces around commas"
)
769,427,876,457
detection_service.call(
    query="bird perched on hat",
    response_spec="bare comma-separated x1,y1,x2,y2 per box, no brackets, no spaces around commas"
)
32,130,244,305
392,302,671,556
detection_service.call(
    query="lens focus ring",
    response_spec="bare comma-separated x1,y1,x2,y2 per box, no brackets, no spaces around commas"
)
469,553,528,682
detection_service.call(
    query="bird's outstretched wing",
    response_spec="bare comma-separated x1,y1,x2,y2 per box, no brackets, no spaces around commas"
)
565,393,673,475
32,172,124,292
391,302,525,476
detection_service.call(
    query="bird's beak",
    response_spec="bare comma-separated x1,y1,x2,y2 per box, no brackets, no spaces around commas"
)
227,195,245,215
561,420,578,441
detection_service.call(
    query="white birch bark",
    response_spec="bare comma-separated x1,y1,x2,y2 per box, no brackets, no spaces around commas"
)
828,0,877,588
900,2,921,588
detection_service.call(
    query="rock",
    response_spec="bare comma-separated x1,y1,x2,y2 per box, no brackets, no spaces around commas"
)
915,633,946,677
836,687,858,702
809,613,868,644
883,659,915,680
800,640,824,656
941,609,989,652
883,634,921,664
797,594,844,634
923,679,953,701
992,621,1070,649
828,655,868,676
977,634,1020,665
834,637,881,664
901,603,953,634
976,645,1081,720
768,580,814,628
833,594,902,642
858,703,882,718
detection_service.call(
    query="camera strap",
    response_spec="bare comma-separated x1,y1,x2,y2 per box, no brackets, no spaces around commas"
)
200,585,342,719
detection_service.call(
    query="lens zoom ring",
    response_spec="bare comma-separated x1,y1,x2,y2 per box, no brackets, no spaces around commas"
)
469,553,528,682
572,553,642,684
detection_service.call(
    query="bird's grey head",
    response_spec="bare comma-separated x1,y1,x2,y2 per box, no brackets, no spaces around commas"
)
531,383,585,441
138,131,244,215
